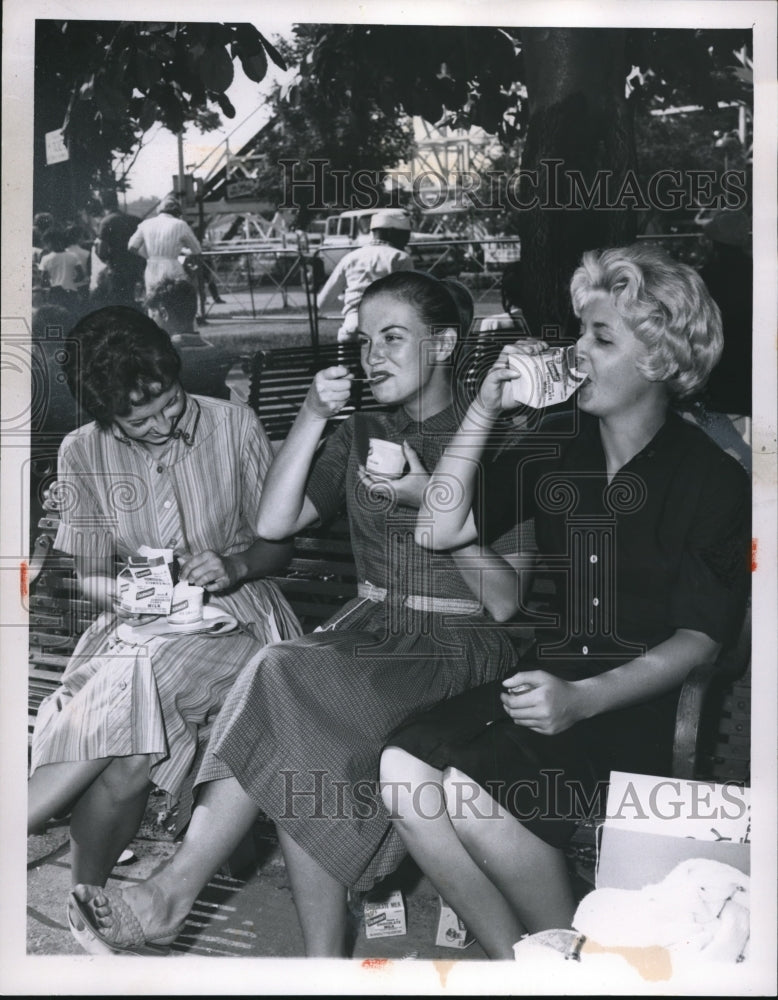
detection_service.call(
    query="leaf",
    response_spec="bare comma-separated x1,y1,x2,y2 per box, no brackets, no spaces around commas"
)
255,29,287,71
135,51,163,92
215,91,236,118
729,65,753,87
152,82,186,133
93,74,130,120
239,46,268,83
138,97,158,131
197,45,235,93
147,33,177,62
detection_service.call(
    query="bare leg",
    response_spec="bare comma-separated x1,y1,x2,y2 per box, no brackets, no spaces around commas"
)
28,758,112,833
78,775,262,943
380,747,524,959
443,766,577,934
69,755,153,886
276,827,348,957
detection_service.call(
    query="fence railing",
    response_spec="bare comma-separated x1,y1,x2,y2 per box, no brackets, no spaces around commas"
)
197,231,705,344
197,236,521,340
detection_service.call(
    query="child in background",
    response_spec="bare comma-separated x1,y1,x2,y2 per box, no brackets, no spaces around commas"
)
65,224,92,299
38,228,85,314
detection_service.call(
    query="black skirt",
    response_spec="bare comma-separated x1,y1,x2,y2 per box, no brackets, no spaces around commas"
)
386,663,679,849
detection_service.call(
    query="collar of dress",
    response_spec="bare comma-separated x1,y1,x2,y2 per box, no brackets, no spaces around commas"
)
389,402,459,436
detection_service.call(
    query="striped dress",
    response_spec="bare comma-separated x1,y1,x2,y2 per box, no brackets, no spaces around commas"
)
30,395,301,817
196,405,523,891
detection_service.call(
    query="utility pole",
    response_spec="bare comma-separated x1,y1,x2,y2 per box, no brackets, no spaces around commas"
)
177,131,186,198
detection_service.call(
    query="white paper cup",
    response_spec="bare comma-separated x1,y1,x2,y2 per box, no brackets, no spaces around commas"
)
366,438,406,479
167,582,204,624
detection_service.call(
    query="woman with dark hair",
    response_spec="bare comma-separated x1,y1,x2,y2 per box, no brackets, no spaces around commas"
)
67,271,525,957
28,306,301,891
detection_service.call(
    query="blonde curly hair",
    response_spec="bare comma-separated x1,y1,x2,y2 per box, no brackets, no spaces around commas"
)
570,244,723,400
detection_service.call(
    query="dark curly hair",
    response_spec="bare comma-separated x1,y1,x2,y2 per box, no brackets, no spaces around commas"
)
65,306,181,426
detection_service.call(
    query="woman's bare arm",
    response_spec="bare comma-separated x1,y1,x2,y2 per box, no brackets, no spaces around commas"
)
501,629,721,735
257,366,354,539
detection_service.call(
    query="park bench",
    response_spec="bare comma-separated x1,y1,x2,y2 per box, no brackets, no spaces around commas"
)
26,347,752,902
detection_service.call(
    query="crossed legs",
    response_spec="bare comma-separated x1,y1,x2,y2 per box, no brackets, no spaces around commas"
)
28,755,154,886
62,747,576,957
379,747,576,959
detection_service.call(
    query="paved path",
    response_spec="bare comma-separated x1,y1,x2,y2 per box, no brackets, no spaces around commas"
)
27,807,488,962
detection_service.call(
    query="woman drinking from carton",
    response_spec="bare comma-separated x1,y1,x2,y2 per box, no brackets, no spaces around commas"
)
380,243,750,958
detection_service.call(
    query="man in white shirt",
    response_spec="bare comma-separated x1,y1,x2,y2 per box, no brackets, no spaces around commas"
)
316,209,413,343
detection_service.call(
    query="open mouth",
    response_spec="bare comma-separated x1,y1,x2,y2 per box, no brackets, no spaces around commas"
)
369,371,391,386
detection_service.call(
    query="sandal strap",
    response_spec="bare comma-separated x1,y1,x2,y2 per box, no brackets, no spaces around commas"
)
103,888,147,946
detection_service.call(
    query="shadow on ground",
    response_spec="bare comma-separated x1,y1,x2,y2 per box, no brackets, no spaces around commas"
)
27,801,487,962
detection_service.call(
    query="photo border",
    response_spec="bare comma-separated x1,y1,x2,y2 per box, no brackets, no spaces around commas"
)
2,1,775,994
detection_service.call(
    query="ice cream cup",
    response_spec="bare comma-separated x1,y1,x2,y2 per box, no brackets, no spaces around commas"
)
167,582,204,624
366,438,406,479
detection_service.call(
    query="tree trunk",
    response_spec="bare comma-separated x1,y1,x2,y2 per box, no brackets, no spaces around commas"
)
518,28,638,337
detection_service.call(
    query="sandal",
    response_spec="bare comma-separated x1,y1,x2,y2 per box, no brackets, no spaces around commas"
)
67,885,181,957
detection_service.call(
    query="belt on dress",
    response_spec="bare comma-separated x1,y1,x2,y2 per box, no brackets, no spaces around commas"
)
357,581,482,615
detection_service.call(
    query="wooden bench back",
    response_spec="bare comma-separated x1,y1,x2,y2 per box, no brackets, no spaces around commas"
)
247,342,385,443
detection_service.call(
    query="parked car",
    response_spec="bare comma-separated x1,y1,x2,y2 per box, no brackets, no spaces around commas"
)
314,208,455,277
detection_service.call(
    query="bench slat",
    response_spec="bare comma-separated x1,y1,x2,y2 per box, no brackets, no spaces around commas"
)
29,649,72,670
270,577,357,598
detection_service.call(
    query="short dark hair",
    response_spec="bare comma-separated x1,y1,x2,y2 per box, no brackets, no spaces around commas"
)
145,277,198,328
34,212,55,233
441,278,475,335
42,228,68,254
66,306,181,426
361,270,462,332
64,223,86,246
